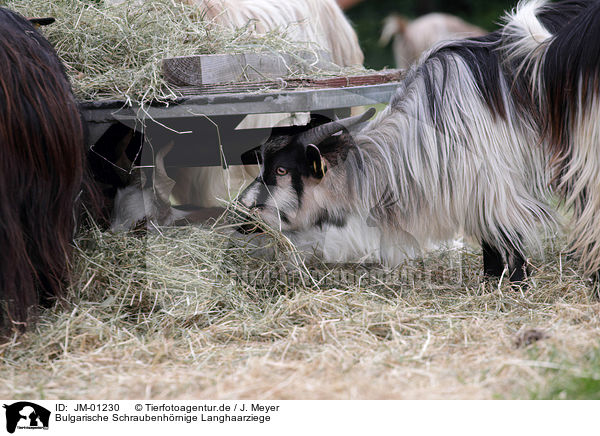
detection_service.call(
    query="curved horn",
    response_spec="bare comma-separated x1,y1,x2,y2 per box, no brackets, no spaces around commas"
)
298,107,376,146
154,141,176,206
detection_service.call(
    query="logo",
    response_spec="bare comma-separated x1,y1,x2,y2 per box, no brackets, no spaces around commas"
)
3,402,50,434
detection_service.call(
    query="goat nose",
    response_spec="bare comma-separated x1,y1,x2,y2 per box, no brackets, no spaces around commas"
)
240,198,255,209
236,191,256,211
238,177,262,207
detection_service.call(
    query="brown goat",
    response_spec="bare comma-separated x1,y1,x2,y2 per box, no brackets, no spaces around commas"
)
380,13,486,69
0,8,87,331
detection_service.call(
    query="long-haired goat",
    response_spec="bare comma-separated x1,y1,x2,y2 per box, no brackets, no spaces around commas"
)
176,0,364,209
379,13,486,69
193,0,363,67
0,8,86,329
239,0,600,282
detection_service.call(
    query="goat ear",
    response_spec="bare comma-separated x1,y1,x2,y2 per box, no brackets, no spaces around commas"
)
112,129,136,186
241,145,262,166
306,144,327,179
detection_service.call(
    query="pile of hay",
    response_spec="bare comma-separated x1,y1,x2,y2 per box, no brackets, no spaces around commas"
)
2,0,356,104
1,215,600,399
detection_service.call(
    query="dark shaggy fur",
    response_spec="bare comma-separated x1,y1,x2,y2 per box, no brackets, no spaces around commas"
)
0,8,86,330
538,0,600,277
542,0,600,155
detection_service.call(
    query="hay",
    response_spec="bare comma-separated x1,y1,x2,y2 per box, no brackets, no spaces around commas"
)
1,211,600,399
2,0,361,104
3,0,599,400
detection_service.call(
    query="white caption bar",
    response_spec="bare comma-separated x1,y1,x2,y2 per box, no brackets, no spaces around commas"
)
0,400,596,435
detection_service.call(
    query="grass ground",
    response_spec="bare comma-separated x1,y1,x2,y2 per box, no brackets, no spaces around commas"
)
1,222,599,400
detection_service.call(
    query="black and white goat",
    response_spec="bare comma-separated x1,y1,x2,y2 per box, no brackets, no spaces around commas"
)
239,0,600,281
108,0,365,231
176,0,365,209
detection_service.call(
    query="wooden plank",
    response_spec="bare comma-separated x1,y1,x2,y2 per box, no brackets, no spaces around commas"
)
169,69,404,95
80,82,401,123
162,51,334,86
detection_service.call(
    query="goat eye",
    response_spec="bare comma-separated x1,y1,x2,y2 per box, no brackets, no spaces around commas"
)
276,167,288,176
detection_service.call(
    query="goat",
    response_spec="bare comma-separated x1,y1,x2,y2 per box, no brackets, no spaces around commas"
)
0,8,87,329
191,0,364,67
110,142,225,232
111,0,365,67
110,0,364,229
379,12,486,69
175,0,364,209
239,0,600,282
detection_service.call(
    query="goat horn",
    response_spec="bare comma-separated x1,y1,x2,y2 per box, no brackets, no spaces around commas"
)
114,130,134,168
153,141,176,206
298,107,376,146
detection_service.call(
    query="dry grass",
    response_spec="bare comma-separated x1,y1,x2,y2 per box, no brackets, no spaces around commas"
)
1,215,599,400
2,0,364,104
2,0,597,401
